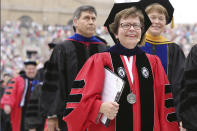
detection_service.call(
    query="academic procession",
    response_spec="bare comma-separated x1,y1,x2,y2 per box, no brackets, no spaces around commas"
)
1,0,197,131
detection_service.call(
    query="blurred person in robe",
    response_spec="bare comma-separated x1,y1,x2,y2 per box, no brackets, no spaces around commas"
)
1,61,39,131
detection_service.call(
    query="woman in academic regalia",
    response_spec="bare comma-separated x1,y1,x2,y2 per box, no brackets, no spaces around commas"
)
63,2,179,131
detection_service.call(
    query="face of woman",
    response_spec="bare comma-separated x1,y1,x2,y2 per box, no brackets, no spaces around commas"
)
147,10,166,36
116,16,142,49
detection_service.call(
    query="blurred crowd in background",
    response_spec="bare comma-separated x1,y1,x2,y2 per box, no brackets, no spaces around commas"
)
1,20,197,78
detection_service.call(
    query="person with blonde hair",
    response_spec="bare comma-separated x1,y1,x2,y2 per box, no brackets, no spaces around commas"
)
140,0,185,123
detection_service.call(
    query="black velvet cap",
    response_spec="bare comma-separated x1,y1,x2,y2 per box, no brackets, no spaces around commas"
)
140,0,174,24
104,1,151,43
24,60,37,66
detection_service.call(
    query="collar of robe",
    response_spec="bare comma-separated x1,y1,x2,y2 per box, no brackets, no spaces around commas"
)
68,33,102,43
145,33,173,45
107,42,144,56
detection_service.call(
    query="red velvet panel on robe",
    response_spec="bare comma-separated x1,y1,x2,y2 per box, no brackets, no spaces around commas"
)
63,52,179,131
1,76,25,131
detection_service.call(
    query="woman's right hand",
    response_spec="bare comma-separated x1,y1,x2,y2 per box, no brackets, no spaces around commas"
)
99,102,119,120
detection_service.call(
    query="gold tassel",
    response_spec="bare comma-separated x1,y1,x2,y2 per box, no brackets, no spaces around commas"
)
171,16,174,29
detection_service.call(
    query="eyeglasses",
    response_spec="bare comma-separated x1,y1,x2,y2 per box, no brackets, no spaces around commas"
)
120,23,142,30
149,16,166,22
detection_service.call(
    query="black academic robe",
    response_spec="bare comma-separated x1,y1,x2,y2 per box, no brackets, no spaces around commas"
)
40,33,106,130
25,82,45,131
180,44,197,130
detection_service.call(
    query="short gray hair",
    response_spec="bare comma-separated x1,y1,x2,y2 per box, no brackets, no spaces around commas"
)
73,5,97,19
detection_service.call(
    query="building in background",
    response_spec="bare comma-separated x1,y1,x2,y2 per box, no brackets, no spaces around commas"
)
1,0,113,26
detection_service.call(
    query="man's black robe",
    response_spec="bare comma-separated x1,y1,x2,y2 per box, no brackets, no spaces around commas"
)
180,44,197,130
40,33,107,130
